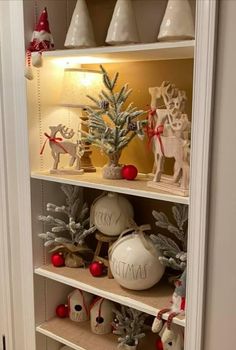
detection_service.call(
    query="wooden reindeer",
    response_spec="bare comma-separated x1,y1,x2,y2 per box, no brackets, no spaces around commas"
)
40,124,84,174
147,82,191,196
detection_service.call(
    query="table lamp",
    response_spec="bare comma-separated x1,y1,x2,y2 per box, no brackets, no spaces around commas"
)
60,68,103,172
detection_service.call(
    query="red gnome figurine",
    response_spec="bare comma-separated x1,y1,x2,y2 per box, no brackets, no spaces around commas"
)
25,7,54,80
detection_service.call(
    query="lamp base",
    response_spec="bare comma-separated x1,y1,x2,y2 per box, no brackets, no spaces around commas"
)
80,149,96,172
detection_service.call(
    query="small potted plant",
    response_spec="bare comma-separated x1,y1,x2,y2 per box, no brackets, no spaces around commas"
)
38,184,96,267
82,65,145,179
112,306,148,349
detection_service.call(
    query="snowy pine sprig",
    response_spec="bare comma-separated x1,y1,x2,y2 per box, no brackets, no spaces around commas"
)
112,306,149,348
38,185,96,249
150,204,188,271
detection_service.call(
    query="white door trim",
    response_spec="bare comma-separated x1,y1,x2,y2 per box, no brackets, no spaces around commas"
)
0,1,218,350
186,1,218,349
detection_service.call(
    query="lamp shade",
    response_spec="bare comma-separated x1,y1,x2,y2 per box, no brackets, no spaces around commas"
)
60,68,103,108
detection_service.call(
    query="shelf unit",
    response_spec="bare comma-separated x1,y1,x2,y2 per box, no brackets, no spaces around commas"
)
0,1,218,350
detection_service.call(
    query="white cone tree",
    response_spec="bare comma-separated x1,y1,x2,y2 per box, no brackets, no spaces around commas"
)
158,0,195,42
106,0,140,45
65,0,96,48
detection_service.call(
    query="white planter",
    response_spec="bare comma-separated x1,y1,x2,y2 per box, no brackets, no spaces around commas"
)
106,0,140,45
90,298,114,335
68,289,94,322
110,232,165,290
123,345,137,350
64,0,96,48
91,192,134,236
158,0,194,42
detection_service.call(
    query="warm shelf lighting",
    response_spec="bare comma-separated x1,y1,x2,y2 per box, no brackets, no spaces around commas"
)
60,68,103,108
60,68,103,172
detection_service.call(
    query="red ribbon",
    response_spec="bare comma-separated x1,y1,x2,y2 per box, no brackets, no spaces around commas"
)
40,132,68,155
145,109,165,156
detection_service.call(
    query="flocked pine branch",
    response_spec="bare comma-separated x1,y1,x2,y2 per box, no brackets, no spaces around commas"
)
150,204,188,271
112,306,149,348
80,65,146,167
38,185,96,250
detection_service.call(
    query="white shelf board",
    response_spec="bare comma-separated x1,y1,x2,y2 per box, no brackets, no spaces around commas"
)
40,41,195,64
31,170,189,205
35,265,185,327
36,318,159,350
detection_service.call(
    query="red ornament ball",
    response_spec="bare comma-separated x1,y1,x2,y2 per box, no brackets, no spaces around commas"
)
122,165,138,180
56,304,68,318
51,252,65,267
89,261,104,277
155,336,164,350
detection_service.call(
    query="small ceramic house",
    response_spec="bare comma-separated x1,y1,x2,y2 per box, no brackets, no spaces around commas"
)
90,297,114,335
68,289,94,322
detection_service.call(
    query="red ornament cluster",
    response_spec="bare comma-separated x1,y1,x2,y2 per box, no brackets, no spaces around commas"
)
121,165,138,180
89,261,104,277
51,252,65,267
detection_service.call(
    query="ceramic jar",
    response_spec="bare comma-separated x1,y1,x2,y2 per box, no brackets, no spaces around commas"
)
109,232,165,290
64,0,96,48
158,0,194,42
90,297,114,335
106,0,140,45
68,289,94,322
90,192,134,236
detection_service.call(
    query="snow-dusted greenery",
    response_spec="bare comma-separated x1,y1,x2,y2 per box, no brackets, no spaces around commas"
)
38,185,96,250
112,306,149,348
82,65,145,166
150,204,188,271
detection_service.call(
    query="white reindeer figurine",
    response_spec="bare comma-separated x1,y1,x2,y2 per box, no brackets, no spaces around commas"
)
147,81,191,196
40,124,84,175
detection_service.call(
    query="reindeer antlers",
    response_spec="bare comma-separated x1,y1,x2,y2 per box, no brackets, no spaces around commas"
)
60,125,75,139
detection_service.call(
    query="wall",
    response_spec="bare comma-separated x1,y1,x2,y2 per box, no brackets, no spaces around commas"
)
204,1,236,349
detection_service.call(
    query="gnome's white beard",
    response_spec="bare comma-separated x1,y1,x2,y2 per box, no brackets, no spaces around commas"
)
31,30,52,42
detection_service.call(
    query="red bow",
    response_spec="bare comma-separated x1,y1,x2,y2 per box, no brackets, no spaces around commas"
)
40,132,68,155
145,109,165,156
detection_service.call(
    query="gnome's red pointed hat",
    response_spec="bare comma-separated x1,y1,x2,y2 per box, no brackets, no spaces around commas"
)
35,7,51,33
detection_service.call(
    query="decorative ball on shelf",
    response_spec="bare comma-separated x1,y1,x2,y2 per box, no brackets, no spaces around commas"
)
51,252,65,267
109,224,165,290
89,261,104,277
90,192,134,236
122,164,138,180
56,304,68,318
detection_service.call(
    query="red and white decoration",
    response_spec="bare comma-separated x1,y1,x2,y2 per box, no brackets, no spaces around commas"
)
25,7,54,80
90,297,114,335
68,289,94,323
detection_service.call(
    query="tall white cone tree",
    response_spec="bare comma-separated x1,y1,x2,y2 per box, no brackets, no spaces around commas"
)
65,0,96,48
106,0,140,45
158,0,195,42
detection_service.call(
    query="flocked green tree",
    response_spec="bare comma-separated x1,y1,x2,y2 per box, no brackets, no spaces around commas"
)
38,184,96,267
112,306,149,348
150,204,188,271
82,65,146,178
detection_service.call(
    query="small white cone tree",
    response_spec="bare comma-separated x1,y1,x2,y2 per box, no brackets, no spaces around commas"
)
158,0,195,42
106,0,140,45
65,0,96,48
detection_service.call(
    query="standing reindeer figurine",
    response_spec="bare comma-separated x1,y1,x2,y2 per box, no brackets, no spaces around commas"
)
146,81,191,196
40,124,84,174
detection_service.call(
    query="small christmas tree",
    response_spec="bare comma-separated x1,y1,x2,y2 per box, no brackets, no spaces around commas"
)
150,204,188,271
112,306,149,348
38,184,96,267
82,65,145,179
